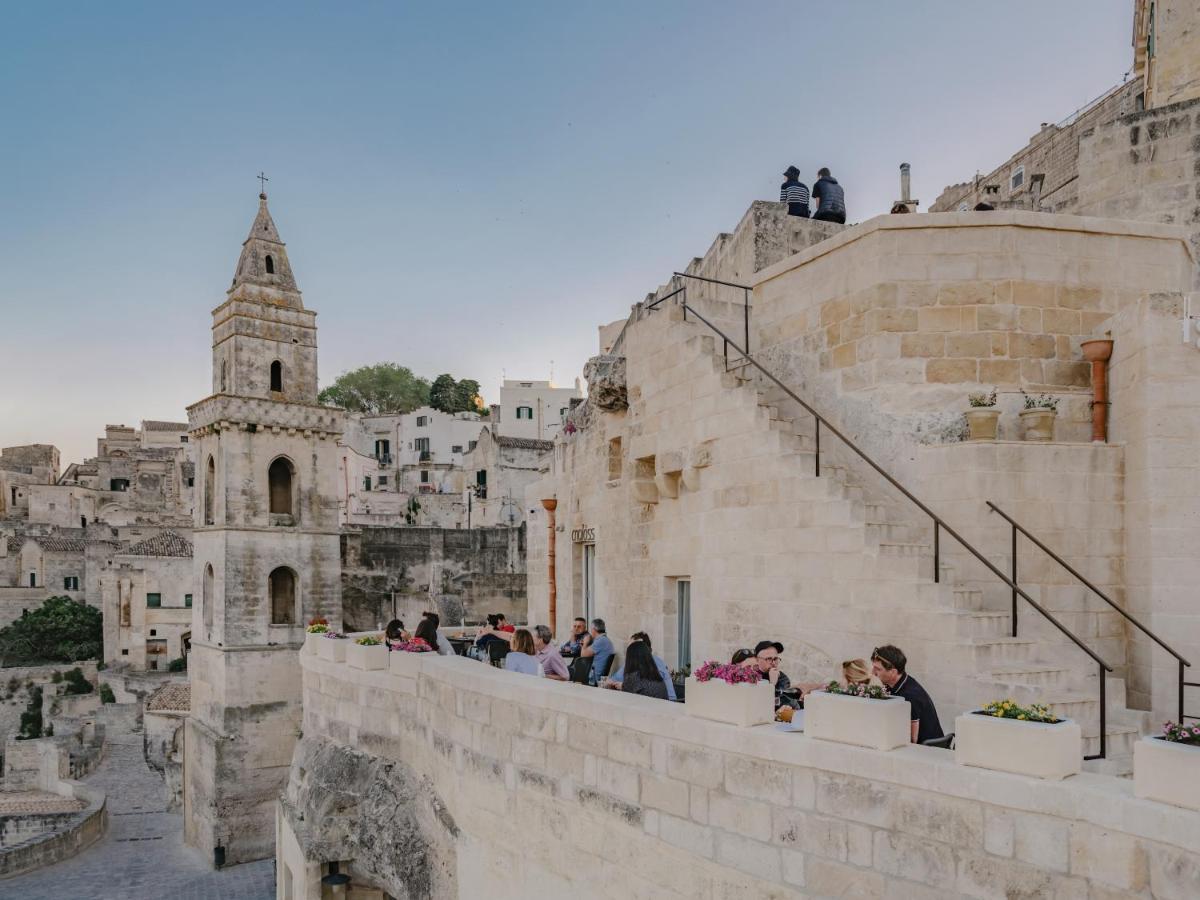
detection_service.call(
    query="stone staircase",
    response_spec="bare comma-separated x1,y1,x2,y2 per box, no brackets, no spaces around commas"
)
665,305,1147,774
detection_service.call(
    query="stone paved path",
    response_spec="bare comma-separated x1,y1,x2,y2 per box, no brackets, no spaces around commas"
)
2,727,274,899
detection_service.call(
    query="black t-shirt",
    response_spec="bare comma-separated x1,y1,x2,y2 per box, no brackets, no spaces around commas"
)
891,673,943,743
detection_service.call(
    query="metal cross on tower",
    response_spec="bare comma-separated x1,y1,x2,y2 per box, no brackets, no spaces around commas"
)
257,172,269,194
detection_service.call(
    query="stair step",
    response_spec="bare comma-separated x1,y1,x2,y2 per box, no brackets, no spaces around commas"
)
876,541,933,559
989,665,1075,688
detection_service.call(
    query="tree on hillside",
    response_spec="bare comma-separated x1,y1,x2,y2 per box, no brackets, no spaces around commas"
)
429,374,484,414
0,596,103,666
428,374,458,413
317,364,431,415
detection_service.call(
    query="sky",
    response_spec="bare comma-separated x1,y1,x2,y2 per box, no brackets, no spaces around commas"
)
0,1,1135,465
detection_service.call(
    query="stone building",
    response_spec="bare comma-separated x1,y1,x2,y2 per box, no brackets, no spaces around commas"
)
99,531,193,671
496,378,583,441
460,426,552,527
526,202,1198,777
932,0,1200,290
183,192,344,866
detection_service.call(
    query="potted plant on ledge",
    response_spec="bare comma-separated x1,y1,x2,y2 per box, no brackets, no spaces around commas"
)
346,634,388,671
805,681,911,750
964,388,1000,441
685,661,773,727
304,617,329,653
1135,721,1200,811
955,699,1081,780
1019,392,1059,442
315,630,349,662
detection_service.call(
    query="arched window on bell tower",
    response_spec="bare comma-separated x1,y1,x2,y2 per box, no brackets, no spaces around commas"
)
268,457,295,520
265,254,275,274
270,360,283,393
269,567,296,625
204,456,215,525
203,563,214,632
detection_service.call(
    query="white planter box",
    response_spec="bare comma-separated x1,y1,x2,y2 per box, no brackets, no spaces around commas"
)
346,642,388,671
304,632,328,655
955,712,1081,780
1134,737,1200,811
805,691,911,750
388,649,431,677
684,677,774,727
315,636,348,663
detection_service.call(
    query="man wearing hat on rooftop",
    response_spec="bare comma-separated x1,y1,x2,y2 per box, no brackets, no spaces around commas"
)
779,166,810,218
753,639,792,706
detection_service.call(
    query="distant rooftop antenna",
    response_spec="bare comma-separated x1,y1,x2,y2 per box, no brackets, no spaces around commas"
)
894,163,919,212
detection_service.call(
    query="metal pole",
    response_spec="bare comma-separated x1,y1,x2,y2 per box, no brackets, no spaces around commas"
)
1099,664,1107,759
1181,658,1186,725
814,419,821,477
743,287,750,359
1011,523,1018,638
933,521,940,583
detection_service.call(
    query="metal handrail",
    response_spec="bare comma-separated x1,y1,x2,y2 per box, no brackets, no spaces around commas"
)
674,293,1115,757
988,500,1192,723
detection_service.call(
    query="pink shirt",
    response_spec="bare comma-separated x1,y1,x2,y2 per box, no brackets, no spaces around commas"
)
536,644,570,680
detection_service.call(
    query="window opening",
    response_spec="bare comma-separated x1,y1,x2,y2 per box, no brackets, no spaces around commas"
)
270,360,283,393
265,254,275,274
269,567,296,625
268,457,294,516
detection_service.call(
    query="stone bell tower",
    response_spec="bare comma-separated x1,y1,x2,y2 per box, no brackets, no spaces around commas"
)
183,191,344,866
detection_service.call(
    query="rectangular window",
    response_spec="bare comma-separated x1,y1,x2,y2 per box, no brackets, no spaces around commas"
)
416,416,428,427
180,436,189,443
185,593,193,608
420,470,429,484
29,573,36,587
146,593,161,608
63,576,79,591
516,406,533,420
677,580,692,671
468,440,477,452
583,544,597,623
364,476,372,491
1010,165,1024,191
187,477,194,487
377,475,388,486
452,445,463,454
415,437,430,452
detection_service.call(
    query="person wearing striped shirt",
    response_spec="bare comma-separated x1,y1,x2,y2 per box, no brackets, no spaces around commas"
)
779,165,810,218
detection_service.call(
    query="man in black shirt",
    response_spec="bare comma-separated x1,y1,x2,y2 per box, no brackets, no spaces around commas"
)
811,167,847,224
871,644,943,744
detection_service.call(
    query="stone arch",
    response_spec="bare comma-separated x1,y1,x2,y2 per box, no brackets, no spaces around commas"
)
270,360,283,393
204,456,215,525
268,456,296,518
265,254,275,274
269,566,297,625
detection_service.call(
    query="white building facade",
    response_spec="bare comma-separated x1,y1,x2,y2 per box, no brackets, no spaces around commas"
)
496,379,582,442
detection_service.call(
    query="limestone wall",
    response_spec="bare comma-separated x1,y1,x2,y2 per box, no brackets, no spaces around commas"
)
341,525,526,632
749,212,1194,474
1077,97,1200,289
282,647,1200,899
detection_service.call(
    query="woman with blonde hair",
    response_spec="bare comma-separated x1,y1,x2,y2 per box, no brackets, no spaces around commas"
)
842,658,883,688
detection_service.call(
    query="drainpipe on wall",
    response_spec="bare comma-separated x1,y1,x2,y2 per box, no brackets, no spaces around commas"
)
541,498,557,631
1080,338,1115,442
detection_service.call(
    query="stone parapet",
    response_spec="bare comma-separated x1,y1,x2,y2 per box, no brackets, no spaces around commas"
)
284,647,1200,899
187,394,344,436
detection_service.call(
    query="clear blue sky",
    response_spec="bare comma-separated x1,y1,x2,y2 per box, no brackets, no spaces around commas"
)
1,1,1134,464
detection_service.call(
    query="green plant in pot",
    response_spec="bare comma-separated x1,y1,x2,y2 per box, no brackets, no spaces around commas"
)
1019,391,1059,442
964,388,1000,441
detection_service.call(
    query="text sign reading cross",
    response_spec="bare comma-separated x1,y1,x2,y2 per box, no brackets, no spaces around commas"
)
257,172,269,193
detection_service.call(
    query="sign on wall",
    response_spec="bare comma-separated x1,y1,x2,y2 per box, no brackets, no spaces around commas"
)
570,526,595,543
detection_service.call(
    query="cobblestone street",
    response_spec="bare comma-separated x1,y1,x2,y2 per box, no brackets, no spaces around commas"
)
2,727,273,899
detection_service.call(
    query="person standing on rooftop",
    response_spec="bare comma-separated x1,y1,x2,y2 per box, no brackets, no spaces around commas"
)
812,167,847,224
779,165,811,218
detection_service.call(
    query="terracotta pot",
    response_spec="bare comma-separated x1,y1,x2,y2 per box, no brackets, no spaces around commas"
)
1079,338,1113,363
1019,408,1056,441
964,408,1000,441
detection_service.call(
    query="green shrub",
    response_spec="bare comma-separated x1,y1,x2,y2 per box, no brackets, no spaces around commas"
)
99,684,116,704
63,667,93,695
17,687,43,740
0,596,103,665
167,657,187,673
51,670,63,683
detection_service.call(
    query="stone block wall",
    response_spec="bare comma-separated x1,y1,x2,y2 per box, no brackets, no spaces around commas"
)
750,212,1194,473
1077,97,1200,289
282,648,1200,899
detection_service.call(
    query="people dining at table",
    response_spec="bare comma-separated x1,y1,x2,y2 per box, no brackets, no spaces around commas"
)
384,619,409,651
613,641,669,700
533,625,569,680
579,618,614,685
607,632,676,700
560,618,589,658
503,628,540,675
